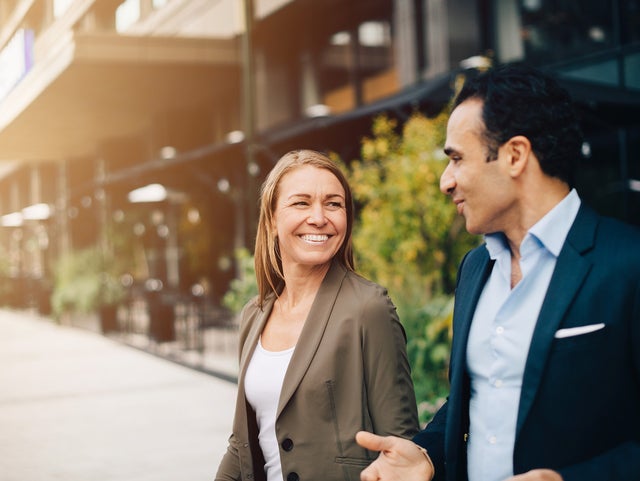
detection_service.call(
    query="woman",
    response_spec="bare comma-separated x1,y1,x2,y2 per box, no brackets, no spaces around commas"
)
215,150,418,481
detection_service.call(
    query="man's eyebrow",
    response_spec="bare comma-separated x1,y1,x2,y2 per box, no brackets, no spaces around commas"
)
443,147,457,156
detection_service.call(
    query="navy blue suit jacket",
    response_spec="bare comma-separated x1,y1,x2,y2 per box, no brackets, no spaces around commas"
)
414,205,640,481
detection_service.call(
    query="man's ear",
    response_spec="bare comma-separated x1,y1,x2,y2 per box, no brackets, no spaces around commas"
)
504,135,533,178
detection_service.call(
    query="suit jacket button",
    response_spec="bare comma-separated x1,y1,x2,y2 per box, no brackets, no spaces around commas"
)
286,472,299,481
281,438,294,451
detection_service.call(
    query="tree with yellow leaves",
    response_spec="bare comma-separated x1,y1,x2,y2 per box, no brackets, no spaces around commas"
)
346,110,479,421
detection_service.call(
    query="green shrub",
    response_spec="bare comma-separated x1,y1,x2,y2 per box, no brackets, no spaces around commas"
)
51,246,125,319
221,248,258,314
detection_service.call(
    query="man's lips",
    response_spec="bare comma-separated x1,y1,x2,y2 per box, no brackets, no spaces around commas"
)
453,199,464,215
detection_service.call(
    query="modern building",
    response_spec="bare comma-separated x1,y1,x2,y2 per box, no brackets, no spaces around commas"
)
0,0,638,315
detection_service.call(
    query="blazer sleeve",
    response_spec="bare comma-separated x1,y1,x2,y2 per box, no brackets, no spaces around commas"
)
361,288,420,439
215,438,241,481
214,299,261,481
413,401,448,481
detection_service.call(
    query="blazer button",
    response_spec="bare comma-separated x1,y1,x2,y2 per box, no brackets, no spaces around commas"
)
281,438,294,451
286,472,299,481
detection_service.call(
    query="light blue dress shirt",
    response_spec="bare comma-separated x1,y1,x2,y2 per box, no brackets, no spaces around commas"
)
466,189,581,481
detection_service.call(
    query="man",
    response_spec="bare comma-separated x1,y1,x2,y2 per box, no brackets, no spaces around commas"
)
356,64,640,481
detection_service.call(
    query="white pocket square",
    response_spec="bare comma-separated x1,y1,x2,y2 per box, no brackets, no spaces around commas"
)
554,323,605,339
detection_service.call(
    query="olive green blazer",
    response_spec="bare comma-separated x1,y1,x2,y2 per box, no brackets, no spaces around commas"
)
215,261,419,481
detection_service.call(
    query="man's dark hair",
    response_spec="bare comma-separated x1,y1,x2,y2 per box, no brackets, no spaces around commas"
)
454,63,583,186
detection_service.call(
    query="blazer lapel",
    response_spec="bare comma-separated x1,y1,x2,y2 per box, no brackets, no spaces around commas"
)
239,298,273,384
516,205,598,436
277,261,347,417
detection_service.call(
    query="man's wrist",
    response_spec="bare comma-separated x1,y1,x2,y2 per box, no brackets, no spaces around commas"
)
416,445,435,481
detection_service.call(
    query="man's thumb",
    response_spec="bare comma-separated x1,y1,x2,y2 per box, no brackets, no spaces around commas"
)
356,431,386,452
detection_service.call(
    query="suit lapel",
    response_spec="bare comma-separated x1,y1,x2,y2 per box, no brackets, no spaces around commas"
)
448,247,493,468
516,206,597,436
277,261,347,417
451,248,493,374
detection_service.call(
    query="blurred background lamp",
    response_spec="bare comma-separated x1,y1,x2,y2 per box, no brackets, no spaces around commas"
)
22,203,51,220
225,130,245,144
1,211,23,227
128,183,167,203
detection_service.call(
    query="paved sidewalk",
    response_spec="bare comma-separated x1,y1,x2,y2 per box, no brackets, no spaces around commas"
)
0,309,238,481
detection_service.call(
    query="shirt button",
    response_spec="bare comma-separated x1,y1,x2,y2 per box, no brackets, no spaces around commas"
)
496,326,504,334
494,379,503,388
281,438,294,451
489,436,497,444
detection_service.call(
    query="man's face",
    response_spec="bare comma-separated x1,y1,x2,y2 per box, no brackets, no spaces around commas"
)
440,99,516,235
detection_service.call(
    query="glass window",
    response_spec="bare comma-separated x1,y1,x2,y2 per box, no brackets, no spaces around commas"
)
54,0,73,18
358,20,396,104
116,0,140,33
519,0,614,64
316,3,396,114
625,52,640,90
493,0,623,65
621,0,640,45
254,0,400,127
320,30,357,114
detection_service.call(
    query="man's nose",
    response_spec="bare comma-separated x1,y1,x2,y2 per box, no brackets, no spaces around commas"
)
440,163,455,195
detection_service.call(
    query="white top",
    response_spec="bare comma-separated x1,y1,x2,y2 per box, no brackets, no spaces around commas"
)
244,337,295,481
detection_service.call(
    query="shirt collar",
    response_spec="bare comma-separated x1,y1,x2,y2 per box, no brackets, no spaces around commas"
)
484,189,581,259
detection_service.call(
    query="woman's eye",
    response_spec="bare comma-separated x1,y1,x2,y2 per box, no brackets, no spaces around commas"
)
327,201,343,209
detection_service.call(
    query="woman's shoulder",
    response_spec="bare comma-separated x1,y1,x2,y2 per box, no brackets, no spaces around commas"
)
237,295,263,329
338,269,397,313
341,269,386,292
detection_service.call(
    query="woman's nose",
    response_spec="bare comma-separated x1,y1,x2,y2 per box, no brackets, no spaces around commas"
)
307,204,327,225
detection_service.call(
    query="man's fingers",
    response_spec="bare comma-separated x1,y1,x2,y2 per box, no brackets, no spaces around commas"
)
356,431,387,452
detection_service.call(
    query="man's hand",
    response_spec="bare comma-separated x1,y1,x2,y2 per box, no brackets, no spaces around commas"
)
507,469,563,481
356,431,435,481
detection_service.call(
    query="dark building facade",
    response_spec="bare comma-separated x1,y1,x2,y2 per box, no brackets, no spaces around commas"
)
0,0,638,315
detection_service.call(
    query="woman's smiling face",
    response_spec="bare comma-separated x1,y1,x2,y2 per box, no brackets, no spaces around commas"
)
273,165,347,269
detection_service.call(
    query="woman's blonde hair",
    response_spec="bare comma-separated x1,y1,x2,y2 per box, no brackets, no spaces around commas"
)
253,149,355,307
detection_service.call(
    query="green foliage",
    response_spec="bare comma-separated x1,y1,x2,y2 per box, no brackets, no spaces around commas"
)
51,246,126,319
349,112,477,298
401,295,454,422
346,111,480,423
221,247,258,314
